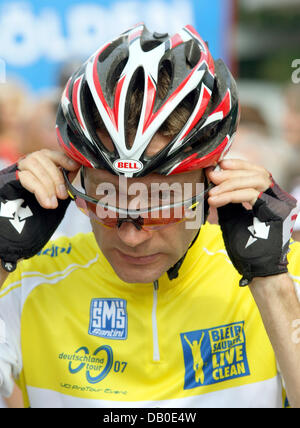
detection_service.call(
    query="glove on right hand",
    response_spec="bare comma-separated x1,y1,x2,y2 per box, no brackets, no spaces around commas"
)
0,163,71,272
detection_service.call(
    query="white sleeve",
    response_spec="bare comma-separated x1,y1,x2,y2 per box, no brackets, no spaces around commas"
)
0,281,23,397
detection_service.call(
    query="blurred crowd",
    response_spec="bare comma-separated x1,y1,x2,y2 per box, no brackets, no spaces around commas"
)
0,77,59,167
0,64,92,243
1,65,300,408
207,82,300,233
230,83,300,240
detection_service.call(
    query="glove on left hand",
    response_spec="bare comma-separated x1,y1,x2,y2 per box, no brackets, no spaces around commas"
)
217,179,299,286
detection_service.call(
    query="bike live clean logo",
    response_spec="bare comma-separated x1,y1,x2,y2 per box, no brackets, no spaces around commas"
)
181,321,250,389
59,299,128,386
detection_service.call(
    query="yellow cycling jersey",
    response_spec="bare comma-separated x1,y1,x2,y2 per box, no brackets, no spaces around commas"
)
0,223,299,408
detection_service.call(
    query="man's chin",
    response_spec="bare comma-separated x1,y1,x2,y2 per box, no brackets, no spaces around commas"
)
109,260,169,284
113,266,164,284
104,249,171,284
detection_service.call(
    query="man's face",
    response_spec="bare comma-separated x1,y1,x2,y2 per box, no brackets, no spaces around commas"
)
84,166,204,284
83,132,205,284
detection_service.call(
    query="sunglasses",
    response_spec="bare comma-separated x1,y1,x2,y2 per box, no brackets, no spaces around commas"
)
62,168,213,231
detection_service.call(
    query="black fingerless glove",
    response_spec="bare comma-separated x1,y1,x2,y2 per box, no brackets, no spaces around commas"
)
0,163,71,272
217,180,299,286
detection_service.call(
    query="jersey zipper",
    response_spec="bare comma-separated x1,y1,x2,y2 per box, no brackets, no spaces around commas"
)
152,280,160,361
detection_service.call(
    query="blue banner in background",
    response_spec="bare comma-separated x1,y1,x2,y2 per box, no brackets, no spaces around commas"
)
0,0,233,92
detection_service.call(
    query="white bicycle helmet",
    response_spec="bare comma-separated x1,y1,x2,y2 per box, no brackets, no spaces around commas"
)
56,23,239,177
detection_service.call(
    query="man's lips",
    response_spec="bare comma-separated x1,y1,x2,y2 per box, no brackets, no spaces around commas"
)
115,249,162,265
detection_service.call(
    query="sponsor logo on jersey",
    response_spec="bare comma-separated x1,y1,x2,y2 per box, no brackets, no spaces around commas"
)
88,298,128,340
181,321,250,390
58,345,128,385
37,243,72,257
113,159,144,173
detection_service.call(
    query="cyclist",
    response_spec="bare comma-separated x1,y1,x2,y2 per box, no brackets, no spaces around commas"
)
0,24,299,408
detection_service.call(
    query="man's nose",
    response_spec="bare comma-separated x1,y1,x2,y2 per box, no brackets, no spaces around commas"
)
116,221,153,248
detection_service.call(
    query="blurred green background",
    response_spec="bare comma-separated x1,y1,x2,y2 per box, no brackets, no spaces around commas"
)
237,0,300,83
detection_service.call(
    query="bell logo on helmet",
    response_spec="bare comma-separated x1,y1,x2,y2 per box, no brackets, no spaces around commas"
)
113,160,144,174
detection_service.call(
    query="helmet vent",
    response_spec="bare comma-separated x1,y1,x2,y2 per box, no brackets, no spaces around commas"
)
188,117,227,154
125,67,145,149
185,40,201,69
108,56,129,99
144,90,196,158
157,60,173,101
141,40,163,52
98,38,124,63
185,40,201,68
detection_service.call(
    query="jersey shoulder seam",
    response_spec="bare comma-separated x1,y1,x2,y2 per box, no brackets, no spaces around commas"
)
0,253,99,303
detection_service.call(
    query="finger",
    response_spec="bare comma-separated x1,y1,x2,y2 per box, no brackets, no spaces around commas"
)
218,158,269,174
205,166,215,177
18,154,59,203
208,167,271,185
18,149,80,172
208,188,260,208
47,150,81,171
18,170,58,209
18,151,80,200
209,174,271,197
31,154,70,200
